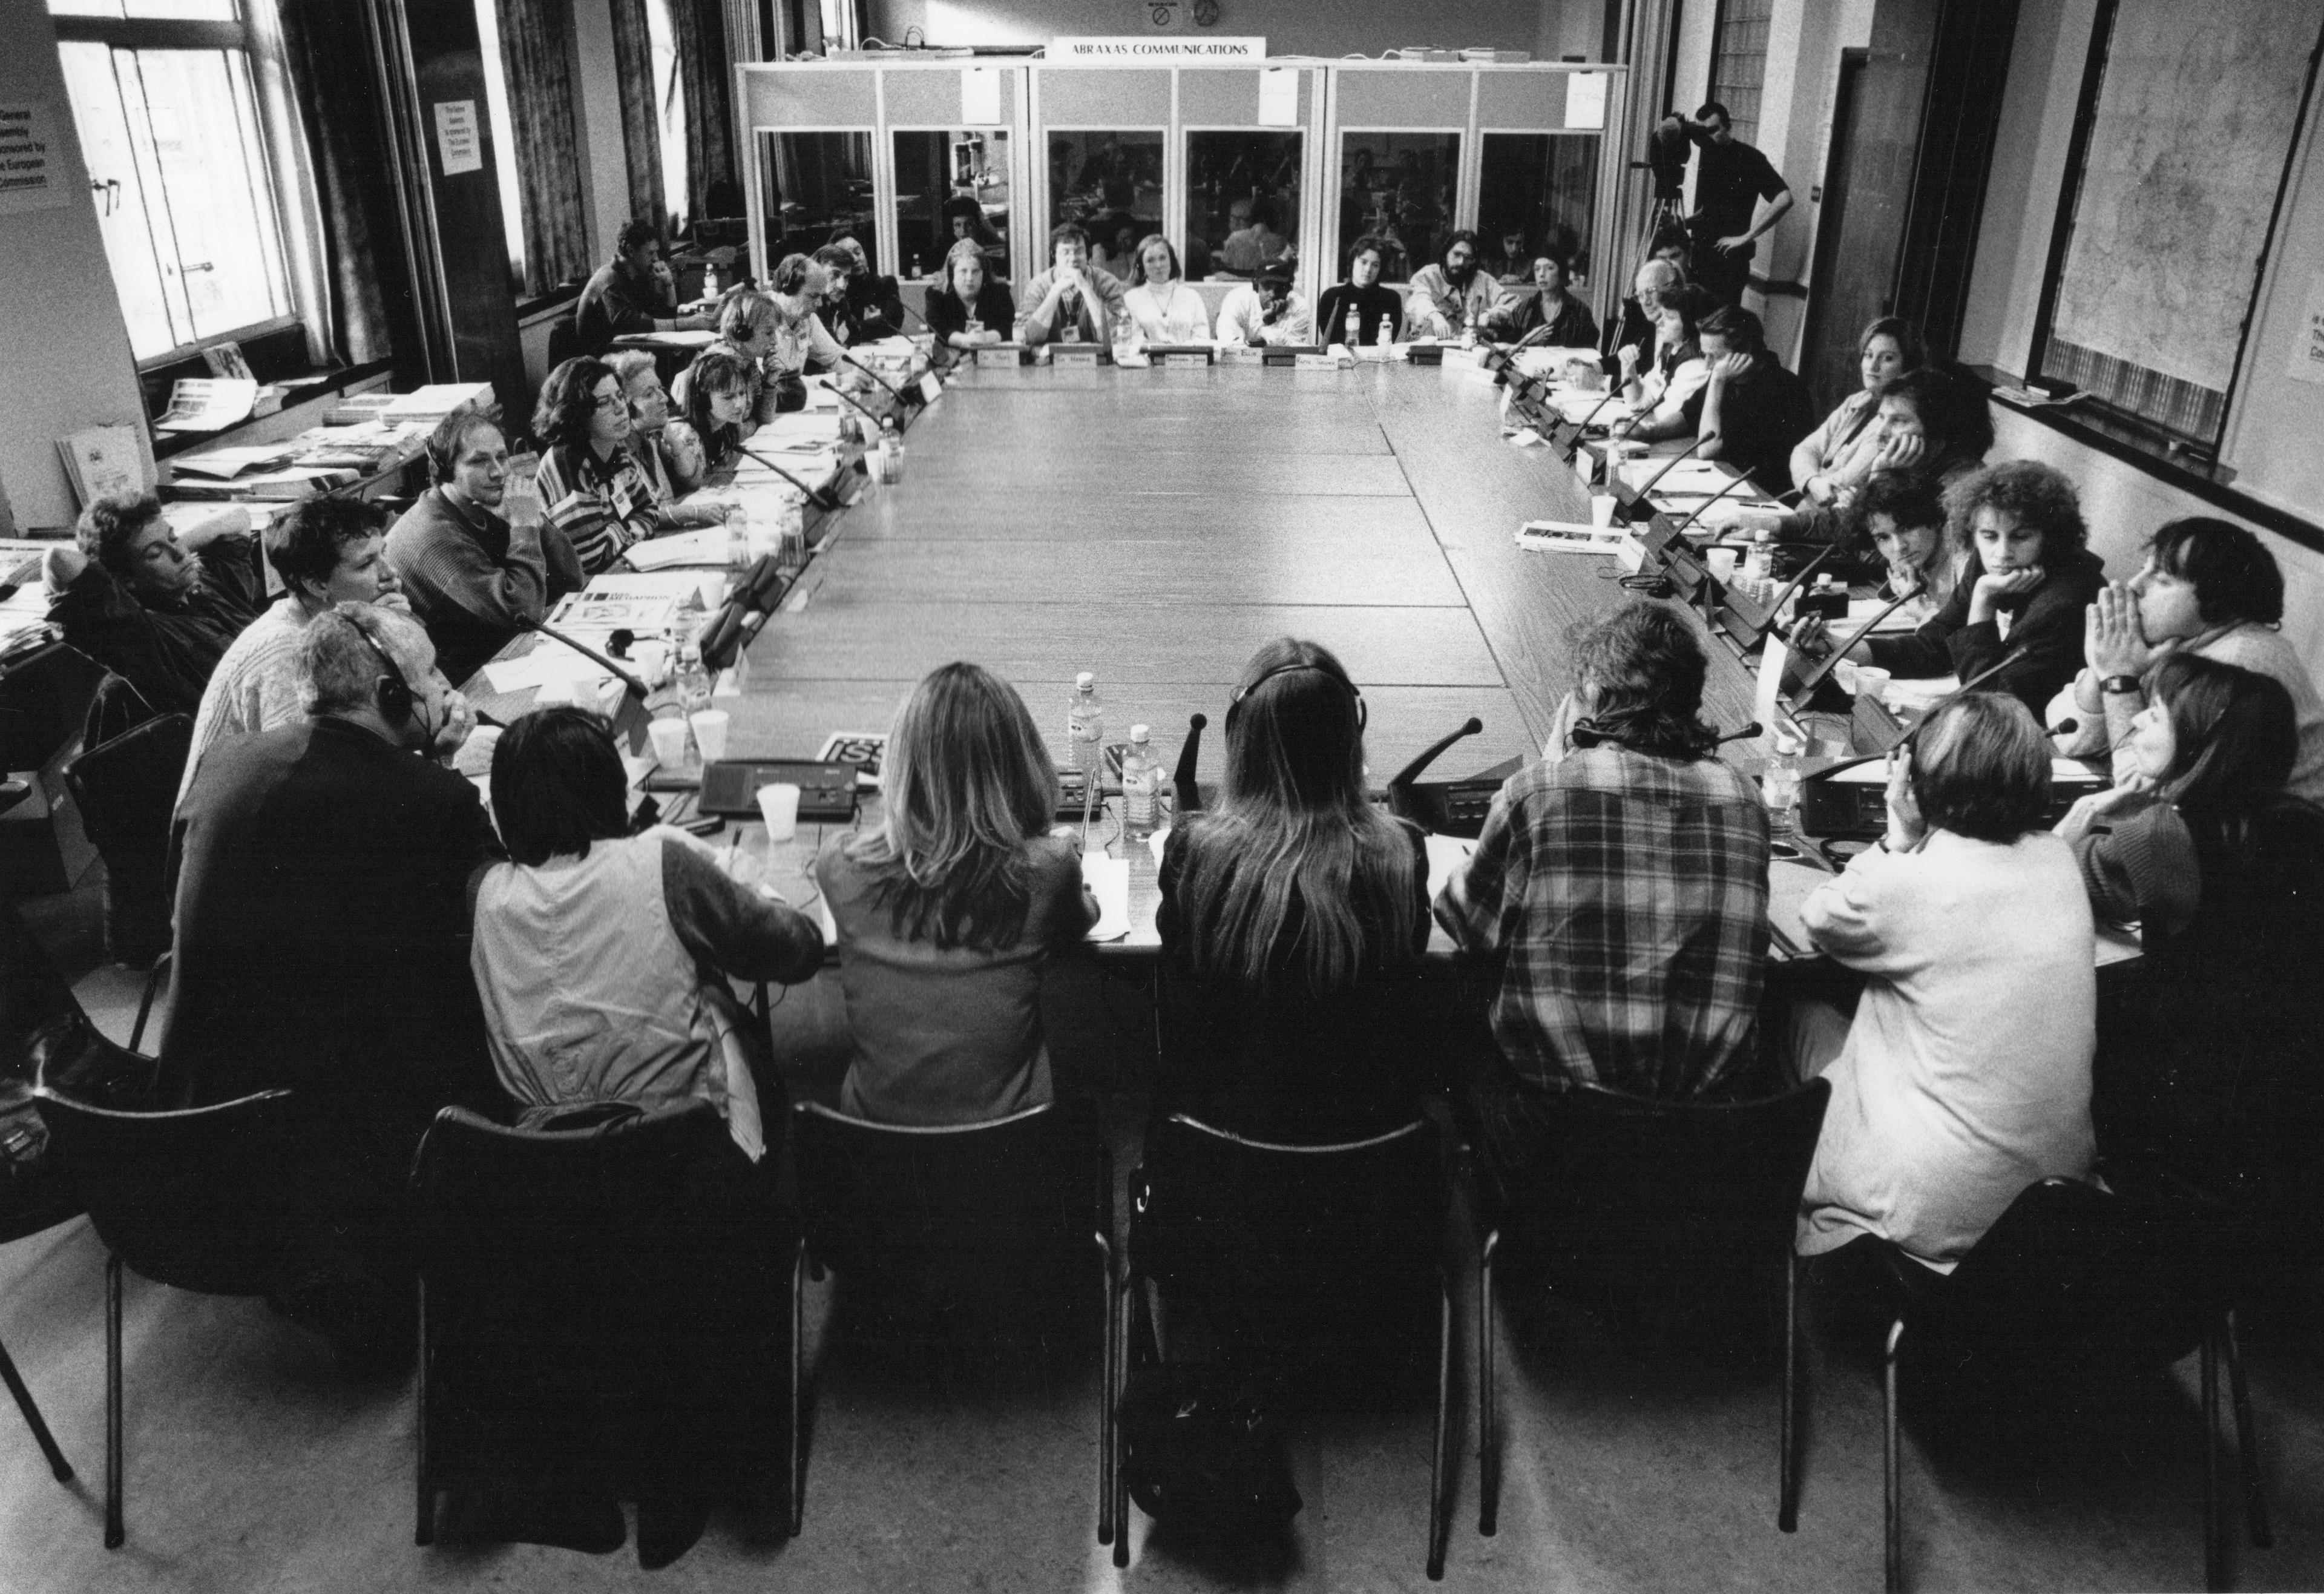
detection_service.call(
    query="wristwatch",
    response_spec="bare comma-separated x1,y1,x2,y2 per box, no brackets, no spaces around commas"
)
2101,675,2143,696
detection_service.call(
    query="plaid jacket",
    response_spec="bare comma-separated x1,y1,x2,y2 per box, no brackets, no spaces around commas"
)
1435,744,1771,1098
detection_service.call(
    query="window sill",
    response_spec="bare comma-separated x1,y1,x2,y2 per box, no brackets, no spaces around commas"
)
150,360,395,463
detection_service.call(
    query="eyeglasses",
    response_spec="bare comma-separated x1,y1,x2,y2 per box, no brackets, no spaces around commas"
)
592,392,628,413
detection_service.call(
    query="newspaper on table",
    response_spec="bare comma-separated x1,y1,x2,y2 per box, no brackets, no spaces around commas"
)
155,378,258,433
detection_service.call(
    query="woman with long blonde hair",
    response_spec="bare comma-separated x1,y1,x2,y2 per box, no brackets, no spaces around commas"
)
816,662,1098,1124
1157,638,1431,1141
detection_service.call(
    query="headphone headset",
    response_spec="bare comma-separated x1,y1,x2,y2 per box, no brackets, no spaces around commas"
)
1225,660,1367,734
347,614,416,726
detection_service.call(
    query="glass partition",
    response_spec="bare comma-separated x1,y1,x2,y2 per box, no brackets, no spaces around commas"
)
1477,133,1602,286
893,129,1011,283
1046,130,1164,274
1183,130,1302,281
758,131,875,266
1336,133,1459,284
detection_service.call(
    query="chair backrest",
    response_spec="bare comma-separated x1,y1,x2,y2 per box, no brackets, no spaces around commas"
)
0,895,155,1103
32,1084,306,1294
1509,1078,1832,1287
64,711,191,860
1911,1177,2211,1368
545,311,582,371
792,1100,1083,1273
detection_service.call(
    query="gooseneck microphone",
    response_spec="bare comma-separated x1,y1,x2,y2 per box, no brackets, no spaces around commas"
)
1659,467,1758,542
1892,648,2034,749
1623,432,1719,514
838,347,912,411
514,618,649,700
1788,576,1925,700
1389,717,1485,789
1172,713,1207,817
741,447,845,512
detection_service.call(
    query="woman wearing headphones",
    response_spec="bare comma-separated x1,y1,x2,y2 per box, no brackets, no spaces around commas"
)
1155,637,1432,1142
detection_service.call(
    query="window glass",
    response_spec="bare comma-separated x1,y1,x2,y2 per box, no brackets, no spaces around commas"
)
1477,133,1600,288
1046,130,1162,275
893,130,1009,283
643,0,688,228
1183,130,1299,282
1335,133,1457,285
48,2,241,16
470,0,525,292
760,131,875,263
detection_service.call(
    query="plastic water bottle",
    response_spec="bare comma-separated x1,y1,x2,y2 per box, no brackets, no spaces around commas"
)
1121,724,1156,841
702,261,720,298
1744,526,1774,599
676,637,712,717
1342,299,1362,348
878,416,903,483
908,254,922,281
1068,673,1105,778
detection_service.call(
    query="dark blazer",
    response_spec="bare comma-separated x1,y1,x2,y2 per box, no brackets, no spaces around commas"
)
1866,545,2107,710
46,536,264,718
925,280,1019,349
165,717,503,1167
842,271,907,343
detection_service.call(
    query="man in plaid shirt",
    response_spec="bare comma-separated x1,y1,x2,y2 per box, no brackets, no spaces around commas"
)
1437,602,1771,1102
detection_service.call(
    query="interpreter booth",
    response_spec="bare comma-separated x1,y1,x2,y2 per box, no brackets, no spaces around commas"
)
737,55,1628,328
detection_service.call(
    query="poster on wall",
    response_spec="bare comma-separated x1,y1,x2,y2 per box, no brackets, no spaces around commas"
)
0,100,70,217
433,100,482,177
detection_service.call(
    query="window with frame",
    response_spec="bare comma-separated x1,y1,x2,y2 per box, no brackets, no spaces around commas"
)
48,0,304,366
1709,0,1771,147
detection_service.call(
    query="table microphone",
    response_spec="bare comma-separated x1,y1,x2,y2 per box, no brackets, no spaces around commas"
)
741,447,845,511
1715,720,1764,745
1567,383,1627,439
1888,648,2032,749
824,378,884,430
514,618,649,700
1788,578,1928,700
838,348,913,411
1658,467,1758,542
1616,433,1718,522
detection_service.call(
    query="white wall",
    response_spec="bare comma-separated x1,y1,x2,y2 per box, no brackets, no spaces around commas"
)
0,0,156,533
878,0,1585,58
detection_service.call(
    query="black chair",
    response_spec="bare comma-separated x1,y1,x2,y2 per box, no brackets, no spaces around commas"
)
1868,1176,2270,1593
789,1099,1114,1541
1465,1078,1831,1537
63,710,191,972
30,1081,309,1547
409,1101,789,1547
1117,1113,1454,1578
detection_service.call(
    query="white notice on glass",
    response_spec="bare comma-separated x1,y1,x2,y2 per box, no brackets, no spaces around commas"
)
1566,71,1608,130
0,100,68,217
2287,271,2324,386
1258,68,1299,128
433,100,482,176
961,67,1002,125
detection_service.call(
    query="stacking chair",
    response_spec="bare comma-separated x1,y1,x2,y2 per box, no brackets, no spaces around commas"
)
31,1082,307,1547
62,710,190,973
1868,1176,2270,1593
1464,1078,1830,1536
409,1101,789,1546
789,1099,1114,1541
1117,1114,1455,1578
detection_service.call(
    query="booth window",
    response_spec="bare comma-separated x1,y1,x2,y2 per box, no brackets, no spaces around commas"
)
894,129,1009,282
1709,0,1771,146
1338,133,1458,285
1477,133,1599,286
1046,130,1162,274
1183,130,1299,282
50,0,304,365
760,131,875,258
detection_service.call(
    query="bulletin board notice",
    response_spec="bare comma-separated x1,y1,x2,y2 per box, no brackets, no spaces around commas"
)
0,100,68,217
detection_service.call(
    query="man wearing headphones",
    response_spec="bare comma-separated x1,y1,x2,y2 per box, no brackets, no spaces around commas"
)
166,602,501,1366
386,408,585,687
574,217,715,357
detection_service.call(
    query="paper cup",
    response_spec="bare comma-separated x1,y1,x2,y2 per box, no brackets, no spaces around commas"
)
688,708,729,763
646,716,689,768
1590,495,1618,530
1707,548,1740,583
1852,665,1892,705
629,641,669,682
758,781,801,842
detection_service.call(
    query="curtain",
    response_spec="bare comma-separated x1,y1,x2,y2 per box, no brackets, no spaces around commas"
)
669,0,738,219
608,0,668,234
493,0,594,293
274,0,412,366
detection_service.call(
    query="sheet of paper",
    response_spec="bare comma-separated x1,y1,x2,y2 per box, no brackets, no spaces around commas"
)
155,378,258,433
1423,832,1475,901
612,328,718,349
1755,633,1791,731
1258,68,1299,127
1845,597,1926,633
433,99,481,175
476,647,615,695
1082,854,1131,942
962,66,1002,124
383,383,494,420
622,528,737,570
1566,71,1608,129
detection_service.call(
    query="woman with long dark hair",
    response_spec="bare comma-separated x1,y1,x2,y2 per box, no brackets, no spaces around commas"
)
531,355,664,576
1790,316,1927,506
816,662,1100,1124
1157,639,1431,1142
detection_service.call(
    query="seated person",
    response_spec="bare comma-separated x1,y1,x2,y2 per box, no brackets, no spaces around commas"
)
809,243,859,345
2055,657,2324,1198
671,348,760,492
1791,317,1926,507
386,410,586,687
573,218,714,355
1612,283,1715,446
925,244,1018,356
1016,223,1128,347
44,490,264,722
1687,305,1816,498
533,357,665,576
829,234,905,344
1215,260,1315,347
1314,234,1405,348
1404,229,1496,340
1483,252,1601,349
179,496,412,806
1121,234,1212,344
166,604,502,1355
763,252,850,378
815,662,1099,1125
1088,212,1142,277
603,350,729,530
1788,367,1991,547
1794,693,2096,1270
1216,199,1292,277
471,706,824,1160
2050,516,2324,801
1438,602,1771,1120
1831,467,1960,625
669,289,782,427
1492,228,1532,285
1603,256,1686,381
1157,640,1431,1143
1803,461,2104,712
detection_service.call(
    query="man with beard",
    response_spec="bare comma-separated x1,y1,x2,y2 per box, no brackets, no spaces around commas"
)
1682,102,1792,305
1404,231,1497,340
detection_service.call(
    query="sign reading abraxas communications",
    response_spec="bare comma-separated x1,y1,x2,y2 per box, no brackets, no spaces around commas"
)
1050,36,1266,64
